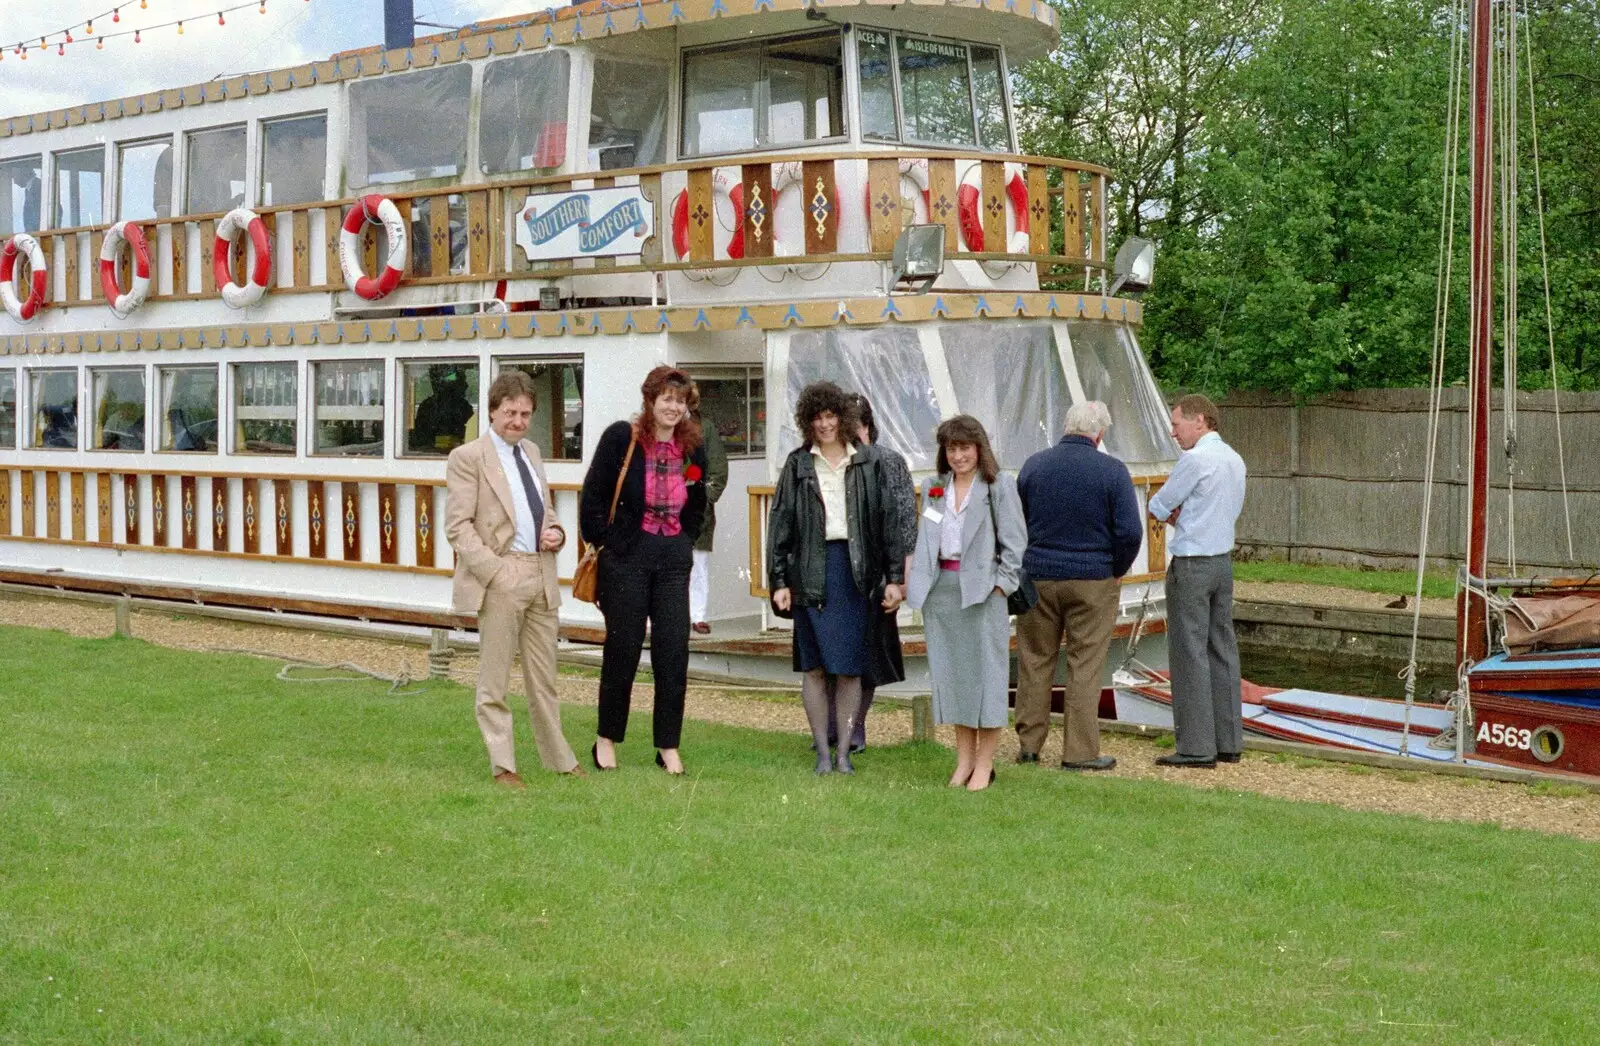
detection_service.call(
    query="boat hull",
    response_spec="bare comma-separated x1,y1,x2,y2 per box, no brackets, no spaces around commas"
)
1468,690,1600,776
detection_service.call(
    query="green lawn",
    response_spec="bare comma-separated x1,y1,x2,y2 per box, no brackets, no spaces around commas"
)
3,626,1597,1043
1234,560,1458,601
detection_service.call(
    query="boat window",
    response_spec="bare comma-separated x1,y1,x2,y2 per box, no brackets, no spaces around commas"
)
590,56,669,170
681,31,844,157
856,29,898,142
312,359,385,457
158,366,219,453
940,323,1071,469
260,114,328,207
401,360,479,457
91,368,147,451
29,368,78,450
493,358,583,461
0,370,17,450
899,37,975,146
1,154,44,236
853,31,1013,151
118,138,173,221
185,125,247,215
970,46,1010,151
346,65,472,188
233,362,298,455
782,327,941,470
1066,321,1179,466
691,366,766,459
54,147,105,228
480,52,571,175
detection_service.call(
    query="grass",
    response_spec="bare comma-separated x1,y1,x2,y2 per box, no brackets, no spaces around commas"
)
3,626,1599,1043
1234,560,1457,601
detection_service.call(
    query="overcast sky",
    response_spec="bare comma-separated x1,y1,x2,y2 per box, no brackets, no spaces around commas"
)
2,0,561,120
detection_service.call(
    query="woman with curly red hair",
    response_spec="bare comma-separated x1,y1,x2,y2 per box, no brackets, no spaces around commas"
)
580,366,710,775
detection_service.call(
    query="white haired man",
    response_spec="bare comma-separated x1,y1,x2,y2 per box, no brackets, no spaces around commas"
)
1014,401,1144,770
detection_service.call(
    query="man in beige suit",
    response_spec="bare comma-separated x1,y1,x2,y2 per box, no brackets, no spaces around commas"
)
446,370,582,787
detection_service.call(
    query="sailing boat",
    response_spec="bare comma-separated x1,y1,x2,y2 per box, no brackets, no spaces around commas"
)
1111,0,1600,780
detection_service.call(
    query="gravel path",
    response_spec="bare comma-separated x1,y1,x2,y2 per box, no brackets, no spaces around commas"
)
1235,580,1455,618
5,590,1598,843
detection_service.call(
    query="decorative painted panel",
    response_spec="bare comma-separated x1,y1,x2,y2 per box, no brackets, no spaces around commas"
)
378,483,399,565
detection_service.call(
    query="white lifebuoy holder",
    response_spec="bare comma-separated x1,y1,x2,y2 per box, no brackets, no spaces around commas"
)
99,221,153,319
339,194,408,301
957,162,1030,255
1,233,48,323
214,207,271,309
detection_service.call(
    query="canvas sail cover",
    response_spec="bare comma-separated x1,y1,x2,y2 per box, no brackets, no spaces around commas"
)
1503,592,1600,655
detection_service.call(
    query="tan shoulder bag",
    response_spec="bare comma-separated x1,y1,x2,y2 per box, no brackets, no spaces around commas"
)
571,438,636,603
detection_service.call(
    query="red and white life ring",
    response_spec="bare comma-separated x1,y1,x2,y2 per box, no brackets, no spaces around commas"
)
957,162,1030,255
671,170,745,263
213,207,271,309
339,194,408,301
862,157,931,230
99,221,152,319
0,233,47,323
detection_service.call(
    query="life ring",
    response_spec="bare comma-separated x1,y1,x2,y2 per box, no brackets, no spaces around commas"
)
99,221,152,319
671,170,745,263
213,207,271,309
862,157,931,230
0,233,47,323
339,194,408,301
957,162,1030,254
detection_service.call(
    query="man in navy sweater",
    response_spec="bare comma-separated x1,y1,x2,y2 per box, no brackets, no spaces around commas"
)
1014,401,1145,770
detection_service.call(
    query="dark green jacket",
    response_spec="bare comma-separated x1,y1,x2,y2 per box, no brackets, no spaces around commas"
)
693,417,729,552
766,442,907,607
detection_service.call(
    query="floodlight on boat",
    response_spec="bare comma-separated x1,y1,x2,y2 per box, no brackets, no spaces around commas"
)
889,224,945,294
1109,236,1155,296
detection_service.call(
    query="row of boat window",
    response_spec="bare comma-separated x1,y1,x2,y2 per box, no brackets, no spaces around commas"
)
0,26,1012,237
0,361,766,462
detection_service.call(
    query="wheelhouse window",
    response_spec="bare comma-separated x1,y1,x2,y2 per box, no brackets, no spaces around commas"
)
29,369,78,450
0,370,16,450
260,114,327,206
118,138,174,221
185,125,246,215
693,367,766,458
55,147,105,228
347,65,472,188
159,366,219,453
91,368,147,451
940,323,1071,468
313,359,384,457
233,362,298,455
681,31,844,156
480,52,571,175
855,30,1013,151
494,358,583,461
1,154,44,236
590,55,669,170
402,360,478,457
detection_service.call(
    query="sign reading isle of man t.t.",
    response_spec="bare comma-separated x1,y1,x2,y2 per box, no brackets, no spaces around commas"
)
514,187,653,262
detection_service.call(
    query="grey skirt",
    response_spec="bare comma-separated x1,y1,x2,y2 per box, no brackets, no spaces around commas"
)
924,569,1012,728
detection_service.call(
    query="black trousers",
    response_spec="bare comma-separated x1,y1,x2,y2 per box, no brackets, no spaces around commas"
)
597,530,692,748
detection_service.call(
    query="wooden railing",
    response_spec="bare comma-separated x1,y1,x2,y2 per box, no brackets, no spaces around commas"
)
29,150,1110,311
0,466,583,584
745,474,1167,600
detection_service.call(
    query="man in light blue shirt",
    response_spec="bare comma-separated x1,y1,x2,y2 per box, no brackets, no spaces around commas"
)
1147,394,1247,768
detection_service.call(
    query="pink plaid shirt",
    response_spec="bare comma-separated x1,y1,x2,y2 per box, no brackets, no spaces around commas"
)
641,438,687,536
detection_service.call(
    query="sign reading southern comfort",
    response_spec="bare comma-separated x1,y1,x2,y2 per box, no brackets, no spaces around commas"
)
514,187,653,261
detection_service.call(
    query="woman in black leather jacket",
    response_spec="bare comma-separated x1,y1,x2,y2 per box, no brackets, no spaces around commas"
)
767,381,908,774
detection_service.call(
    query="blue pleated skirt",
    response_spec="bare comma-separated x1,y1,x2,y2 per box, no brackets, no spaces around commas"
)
794,541,871,676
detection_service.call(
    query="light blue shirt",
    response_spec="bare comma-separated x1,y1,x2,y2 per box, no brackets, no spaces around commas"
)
1148,431,1246,557
489,429,544,554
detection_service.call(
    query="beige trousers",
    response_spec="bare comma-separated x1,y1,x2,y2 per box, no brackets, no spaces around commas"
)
475,552,578,775
1014,577,1120,763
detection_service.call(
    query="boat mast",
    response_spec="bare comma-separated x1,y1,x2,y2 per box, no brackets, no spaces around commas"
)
1462,0,1493,664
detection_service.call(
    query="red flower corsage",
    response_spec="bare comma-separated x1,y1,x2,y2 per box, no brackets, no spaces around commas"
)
928,485,945,499
685,463,703,482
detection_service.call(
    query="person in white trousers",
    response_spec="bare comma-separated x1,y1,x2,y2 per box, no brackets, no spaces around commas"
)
688,401,728,633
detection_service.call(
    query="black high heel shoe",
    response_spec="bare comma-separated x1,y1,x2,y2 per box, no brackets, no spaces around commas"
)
655,751,684,776
591,742,615,772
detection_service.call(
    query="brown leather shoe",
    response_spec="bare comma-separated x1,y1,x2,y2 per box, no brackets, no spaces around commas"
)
493,770,526,790
692,622,712,635
562,764,588,778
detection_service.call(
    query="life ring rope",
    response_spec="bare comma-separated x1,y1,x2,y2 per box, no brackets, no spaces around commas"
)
339,194,408,301
214,208,272,310
1,233,48,323
99,221,153,319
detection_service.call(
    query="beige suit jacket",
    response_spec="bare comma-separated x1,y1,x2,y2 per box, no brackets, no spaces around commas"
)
445,433,563,615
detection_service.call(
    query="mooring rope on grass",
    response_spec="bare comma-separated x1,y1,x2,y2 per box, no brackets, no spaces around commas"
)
206,646,430,696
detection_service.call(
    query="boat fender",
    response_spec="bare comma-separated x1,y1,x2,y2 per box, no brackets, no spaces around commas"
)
213,207,272,309
99,221,153,319
0,233,48,323
671,170,745,264
956,162,1030,255
339,194,408,301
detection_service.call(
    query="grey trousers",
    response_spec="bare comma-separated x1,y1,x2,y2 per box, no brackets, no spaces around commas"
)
1165,554,1243,759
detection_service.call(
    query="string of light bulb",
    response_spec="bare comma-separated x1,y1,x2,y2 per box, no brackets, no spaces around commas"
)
3,0,310,60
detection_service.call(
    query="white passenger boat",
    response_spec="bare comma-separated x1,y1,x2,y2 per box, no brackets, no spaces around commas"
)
0,0,1176,682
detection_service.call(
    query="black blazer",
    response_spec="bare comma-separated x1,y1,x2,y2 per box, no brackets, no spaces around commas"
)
579,420,709,558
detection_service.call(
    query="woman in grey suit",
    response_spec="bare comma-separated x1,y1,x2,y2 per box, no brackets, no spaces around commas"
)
906,416,1027,791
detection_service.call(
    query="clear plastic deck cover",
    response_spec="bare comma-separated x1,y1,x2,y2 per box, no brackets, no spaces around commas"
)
346,64,472,189
591,56,669,170
781,327,942,470
1,154,44,236
1067,321,1179,467
480,51,572,175
939,322,1071,470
